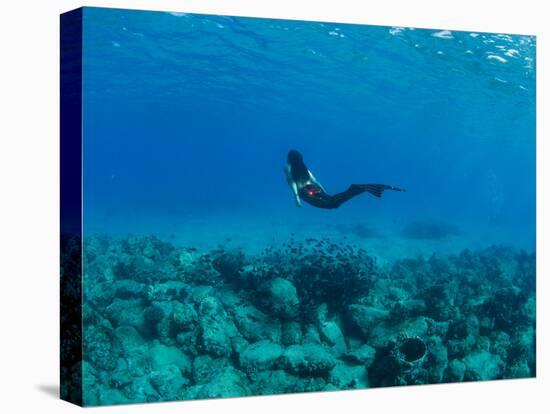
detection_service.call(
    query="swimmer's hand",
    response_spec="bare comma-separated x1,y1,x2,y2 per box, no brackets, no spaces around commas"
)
295,197,302,208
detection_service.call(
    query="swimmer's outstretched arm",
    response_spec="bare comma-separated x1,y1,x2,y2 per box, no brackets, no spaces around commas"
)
284,165,302,207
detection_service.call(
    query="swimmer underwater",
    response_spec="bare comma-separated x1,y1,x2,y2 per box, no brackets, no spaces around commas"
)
284,150,404,209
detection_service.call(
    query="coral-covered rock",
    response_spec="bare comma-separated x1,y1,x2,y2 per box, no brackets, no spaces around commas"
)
389,299,427,320
87,281,116,306
114,279,146,300
176,330,199,357
303,323,322,344
80,235,536,403
481,287,528,331
95,387,131,406
444,359,466,382
253,369,327,394
212,249,246,280
146,281,190,302
318,320,347,356
293,377,327,393
189,285,215,303
149,342,192,377
239,340,283,374
198,318,233,357
104,299,146,331
425,337,448,383
290,243,376,308
149,364,189,400
84,325,118,371
447,315,479,340
196,296,238,357
195,367,251,399
463,351,504,381
506,361,531,379
172,301,198,331
315,304,347,356
231,303,281,343
231,336,249,356
282,344,336,376
422,284,457,321
347,305,390,338
114,325,146,354
346,344,376,367
329,363,368,389
446,336,476,359
490,331,510,362
262,277,299,319
376,317,429,349
252,370,301,395
281,321,303,346
509,326,535,366
144,304,165,323
192,355,228,384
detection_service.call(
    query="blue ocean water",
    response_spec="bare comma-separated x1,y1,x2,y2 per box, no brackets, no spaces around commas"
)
72,7,537,406
82,7,535,256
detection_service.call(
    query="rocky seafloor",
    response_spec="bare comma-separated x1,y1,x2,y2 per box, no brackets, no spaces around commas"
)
75,234,535,405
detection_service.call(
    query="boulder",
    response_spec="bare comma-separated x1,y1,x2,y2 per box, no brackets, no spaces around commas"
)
149,342,192,377
303,324,321,344
196,296,238,357
113,325,146,355
189,285,215,304
348,305,389,338
231,304,281,342
113,326,149,377
263,278,299,319
369,316,429,349
84,325,118,371
198,317,233,357
318,320,347,357
506,361,532,379
281,321,303,346
195,367,251,399
192,355,228,384
426,338,448,383
463,351,504,381
146,281,190,302
87,281,116,306
239,340,284,374
282,344,336,376
252,369,301,395
113,279,145,300
346,344,376,368
104,299,145,331
329,363,368,389
143,304,165,323
444,359,466,382
172,302,198,330
149,364,189,400
175,330,199,356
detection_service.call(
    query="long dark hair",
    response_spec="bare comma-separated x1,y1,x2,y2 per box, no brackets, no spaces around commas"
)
287,150,309,183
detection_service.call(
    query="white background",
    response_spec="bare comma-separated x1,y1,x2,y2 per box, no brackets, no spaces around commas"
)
0,0,547,412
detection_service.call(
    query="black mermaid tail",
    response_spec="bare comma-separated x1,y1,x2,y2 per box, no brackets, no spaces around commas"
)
300,183,404,209
358,184,405,198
